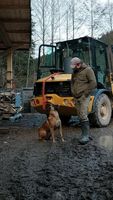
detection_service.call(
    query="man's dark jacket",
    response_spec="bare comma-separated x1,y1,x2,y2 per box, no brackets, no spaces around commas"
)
71,63,97,98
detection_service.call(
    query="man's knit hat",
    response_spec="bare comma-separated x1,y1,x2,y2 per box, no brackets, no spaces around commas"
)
70,57,81,68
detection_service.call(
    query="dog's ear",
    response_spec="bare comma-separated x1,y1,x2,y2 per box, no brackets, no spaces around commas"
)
46,104,53,113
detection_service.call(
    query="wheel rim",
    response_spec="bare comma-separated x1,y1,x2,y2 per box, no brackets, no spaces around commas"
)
100,103,109,120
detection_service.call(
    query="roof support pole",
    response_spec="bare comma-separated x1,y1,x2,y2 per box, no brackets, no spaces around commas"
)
6,48,13,89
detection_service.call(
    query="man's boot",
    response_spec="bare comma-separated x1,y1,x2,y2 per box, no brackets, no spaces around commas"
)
79,120,90,145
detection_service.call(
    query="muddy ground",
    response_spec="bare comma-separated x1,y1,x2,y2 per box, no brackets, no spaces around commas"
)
0,113,113,200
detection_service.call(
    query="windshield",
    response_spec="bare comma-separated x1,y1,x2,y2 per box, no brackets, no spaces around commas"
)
56,38,92,73
38,45,56,78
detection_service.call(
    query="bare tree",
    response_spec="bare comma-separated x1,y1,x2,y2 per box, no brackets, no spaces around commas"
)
66,10,69,40
90,0,94,37
72,0,75,39
108,0,113,31
32,0,50,44
51,0,55,44
32,0,113,54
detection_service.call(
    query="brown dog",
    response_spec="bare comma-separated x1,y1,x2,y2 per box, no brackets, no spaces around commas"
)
38,105,64,143
38,120,50,141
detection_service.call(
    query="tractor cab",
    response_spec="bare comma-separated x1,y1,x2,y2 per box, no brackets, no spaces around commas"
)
37,36,111,88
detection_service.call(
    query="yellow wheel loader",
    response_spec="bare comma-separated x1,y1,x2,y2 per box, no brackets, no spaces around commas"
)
31,36,113,127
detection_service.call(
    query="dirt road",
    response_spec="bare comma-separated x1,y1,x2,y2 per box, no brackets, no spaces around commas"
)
0,113,113,200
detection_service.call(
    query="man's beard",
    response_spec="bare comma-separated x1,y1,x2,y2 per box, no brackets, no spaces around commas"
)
73,67,81,73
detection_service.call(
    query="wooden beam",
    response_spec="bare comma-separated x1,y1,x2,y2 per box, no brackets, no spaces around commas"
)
0,41,30,47
1,19,29,23
12,41,30,44
0,45,30,50
7,30,29,33
0,5,29,9
0,21,12,48
0,41,30,45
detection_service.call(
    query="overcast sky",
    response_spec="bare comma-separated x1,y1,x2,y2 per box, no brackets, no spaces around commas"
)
99,0,113,3
32,0,113,57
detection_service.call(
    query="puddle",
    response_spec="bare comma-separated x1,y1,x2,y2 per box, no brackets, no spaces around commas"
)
99,135,113,151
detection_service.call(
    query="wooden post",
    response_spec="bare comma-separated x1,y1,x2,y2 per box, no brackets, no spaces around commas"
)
6,48,13,89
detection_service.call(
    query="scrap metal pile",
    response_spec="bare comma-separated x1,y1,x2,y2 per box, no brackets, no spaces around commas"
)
0,91,22,120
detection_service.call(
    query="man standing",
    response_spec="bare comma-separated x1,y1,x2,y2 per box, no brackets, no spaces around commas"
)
70,57,97,144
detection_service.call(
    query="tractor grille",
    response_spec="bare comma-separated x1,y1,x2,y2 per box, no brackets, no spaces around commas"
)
33,81,71,97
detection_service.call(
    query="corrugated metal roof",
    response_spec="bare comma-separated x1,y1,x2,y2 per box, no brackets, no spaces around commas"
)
0,0,31,50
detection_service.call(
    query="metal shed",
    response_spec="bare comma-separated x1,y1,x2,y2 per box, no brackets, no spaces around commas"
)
0,0,31,88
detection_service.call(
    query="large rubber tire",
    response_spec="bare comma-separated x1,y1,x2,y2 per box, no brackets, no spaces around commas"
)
89,94,112,127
